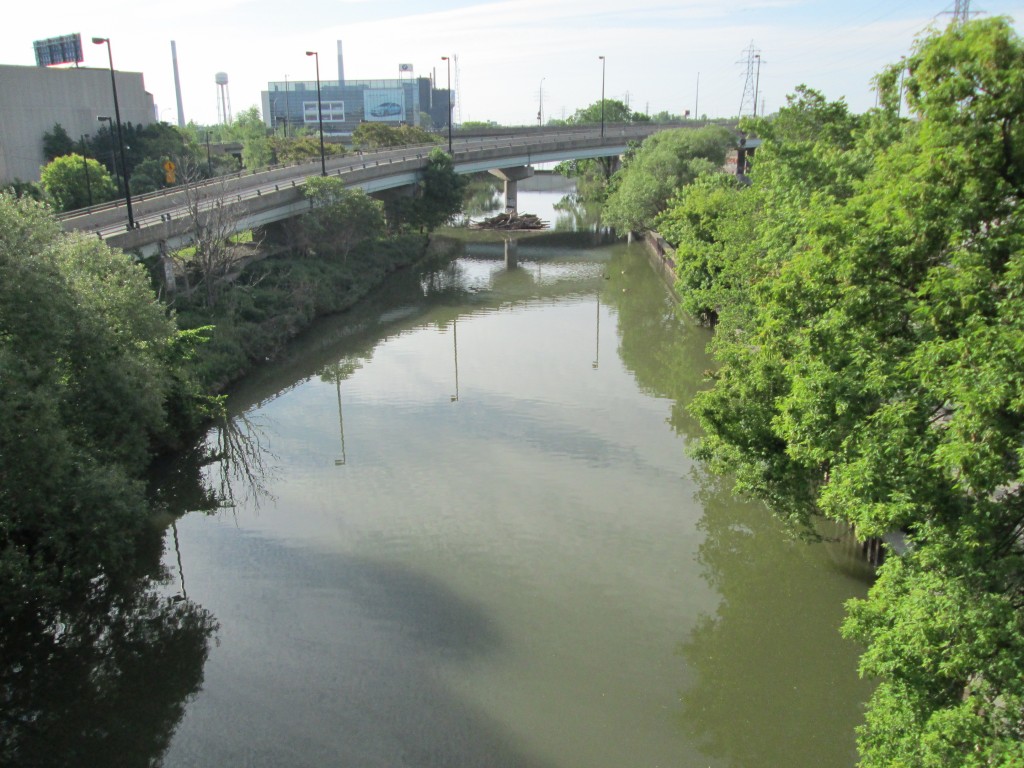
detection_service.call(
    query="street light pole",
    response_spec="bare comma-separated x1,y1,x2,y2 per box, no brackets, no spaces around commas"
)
599,55,606,138
441,56,452,154
92,37,135,229
97,116,121,193
80,135,93,207
306,51,326,176
283,74,290,138
538,77,545,126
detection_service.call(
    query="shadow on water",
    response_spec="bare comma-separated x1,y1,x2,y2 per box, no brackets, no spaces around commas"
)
0,537,217,767
160,523,556,768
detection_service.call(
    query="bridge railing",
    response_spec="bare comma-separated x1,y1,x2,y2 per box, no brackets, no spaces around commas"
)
64,126,665,243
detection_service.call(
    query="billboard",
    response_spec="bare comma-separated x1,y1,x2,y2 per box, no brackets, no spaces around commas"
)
304,100,345,124
33,33,83,67
398,63,413,73
363,89,405,123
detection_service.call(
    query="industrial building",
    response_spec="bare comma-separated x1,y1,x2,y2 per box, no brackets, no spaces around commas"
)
260,42,453,137
0,63,155,185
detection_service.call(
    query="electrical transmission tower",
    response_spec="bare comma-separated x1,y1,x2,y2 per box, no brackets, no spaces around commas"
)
952,0,971,25
737,42,763,118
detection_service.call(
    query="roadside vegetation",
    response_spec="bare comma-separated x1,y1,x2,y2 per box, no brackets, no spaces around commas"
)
647,19,1024,767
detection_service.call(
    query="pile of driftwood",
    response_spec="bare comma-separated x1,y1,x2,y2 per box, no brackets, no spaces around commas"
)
472,212,548,230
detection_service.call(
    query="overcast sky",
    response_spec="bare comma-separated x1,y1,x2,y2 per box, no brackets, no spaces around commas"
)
5,0,1023,126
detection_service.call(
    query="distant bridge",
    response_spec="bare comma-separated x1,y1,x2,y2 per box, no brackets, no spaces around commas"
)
57,125,692,258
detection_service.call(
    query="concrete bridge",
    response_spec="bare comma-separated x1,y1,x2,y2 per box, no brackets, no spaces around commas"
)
57,125,670,258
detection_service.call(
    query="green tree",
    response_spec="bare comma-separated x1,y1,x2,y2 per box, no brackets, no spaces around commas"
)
302,177,386,261
567,99,634,125
682,19,1024,766
0,193,197,606
39,153,118,212
42,123,75,161
602,126,734,234
269,135,344,165
352,123,438,150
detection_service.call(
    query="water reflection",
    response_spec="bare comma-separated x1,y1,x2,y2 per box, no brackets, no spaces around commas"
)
0,562,217,766
674,474,873,767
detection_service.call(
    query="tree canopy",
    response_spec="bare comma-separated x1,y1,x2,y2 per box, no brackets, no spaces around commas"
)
657,19,1024,766
602,125,734,234
39,153,118,212
0,194,204,607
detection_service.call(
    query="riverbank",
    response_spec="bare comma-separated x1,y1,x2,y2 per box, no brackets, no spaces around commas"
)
172,232,440,394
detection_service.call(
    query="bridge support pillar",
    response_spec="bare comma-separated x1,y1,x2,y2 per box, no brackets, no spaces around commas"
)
488,166,534,214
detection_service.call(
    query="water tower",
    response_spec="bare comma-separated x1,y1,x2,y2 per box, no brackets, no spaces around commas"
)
215,72,232,125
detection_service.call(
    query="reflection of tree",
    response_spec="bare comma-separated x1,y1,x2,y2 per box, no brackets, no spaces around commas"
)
207,412,276,511
552,193,603,232
600,246,713,442
676,474,873,768
149,411,277,516
0,570,217,766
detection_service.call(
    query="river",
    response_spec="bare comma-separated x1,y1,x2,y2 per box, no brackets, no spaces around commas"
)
9,180,875,766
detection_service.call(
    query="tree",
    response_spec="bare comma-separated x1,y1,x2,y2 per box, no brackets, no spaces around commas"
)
602,126,734,234
352,123,438,150
39,153,118,212
0,193,193,606
403,147,467,232
269,135,343,166
567,99,634,125
42,123,75,161
173,156,251,307
680,19,1024,766
302,177,385,261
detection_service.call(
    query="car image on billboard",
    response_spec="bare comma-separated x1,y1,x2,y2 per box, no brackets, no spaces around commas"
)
370,102,402,117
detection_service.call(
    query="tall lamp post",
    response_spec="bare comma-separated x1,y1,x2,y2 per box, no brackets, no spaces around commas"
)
305,51,326,176
538,77,545,126
441,56,453,154
92,37,134,229
599,55,606,138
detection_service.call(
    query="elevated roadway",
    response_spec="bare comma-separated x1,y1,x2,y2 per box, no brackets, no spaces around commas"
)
58,125,670,258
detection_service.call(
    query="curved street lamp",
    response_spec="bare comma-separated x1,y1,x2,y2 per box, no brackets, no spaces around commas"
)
441,56,453,154
92,37,134,229
599,55,606,139
306,51,326,176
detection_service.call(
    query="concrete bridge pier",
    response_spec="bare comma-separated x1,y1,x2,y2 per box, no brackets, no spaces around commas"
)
254,220,294,247
489,166,534,214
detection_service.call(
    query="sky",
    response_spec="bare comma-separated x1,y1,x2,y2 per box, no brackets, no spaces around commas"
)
4,0,1024,127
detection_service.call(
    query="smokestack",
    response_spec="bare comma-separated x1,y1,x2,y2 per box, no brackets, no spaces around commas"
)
171,40,185,128
336,40,345,86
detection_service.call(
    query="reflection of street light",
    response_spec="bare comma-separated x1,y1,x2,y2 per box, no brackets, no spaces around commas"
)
92,37,135,229
441,56,452,154
451,317,460,402
97,116,122,194
305,51,326,176
593,291,600,369
334,376,347,466
599,55,606,138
